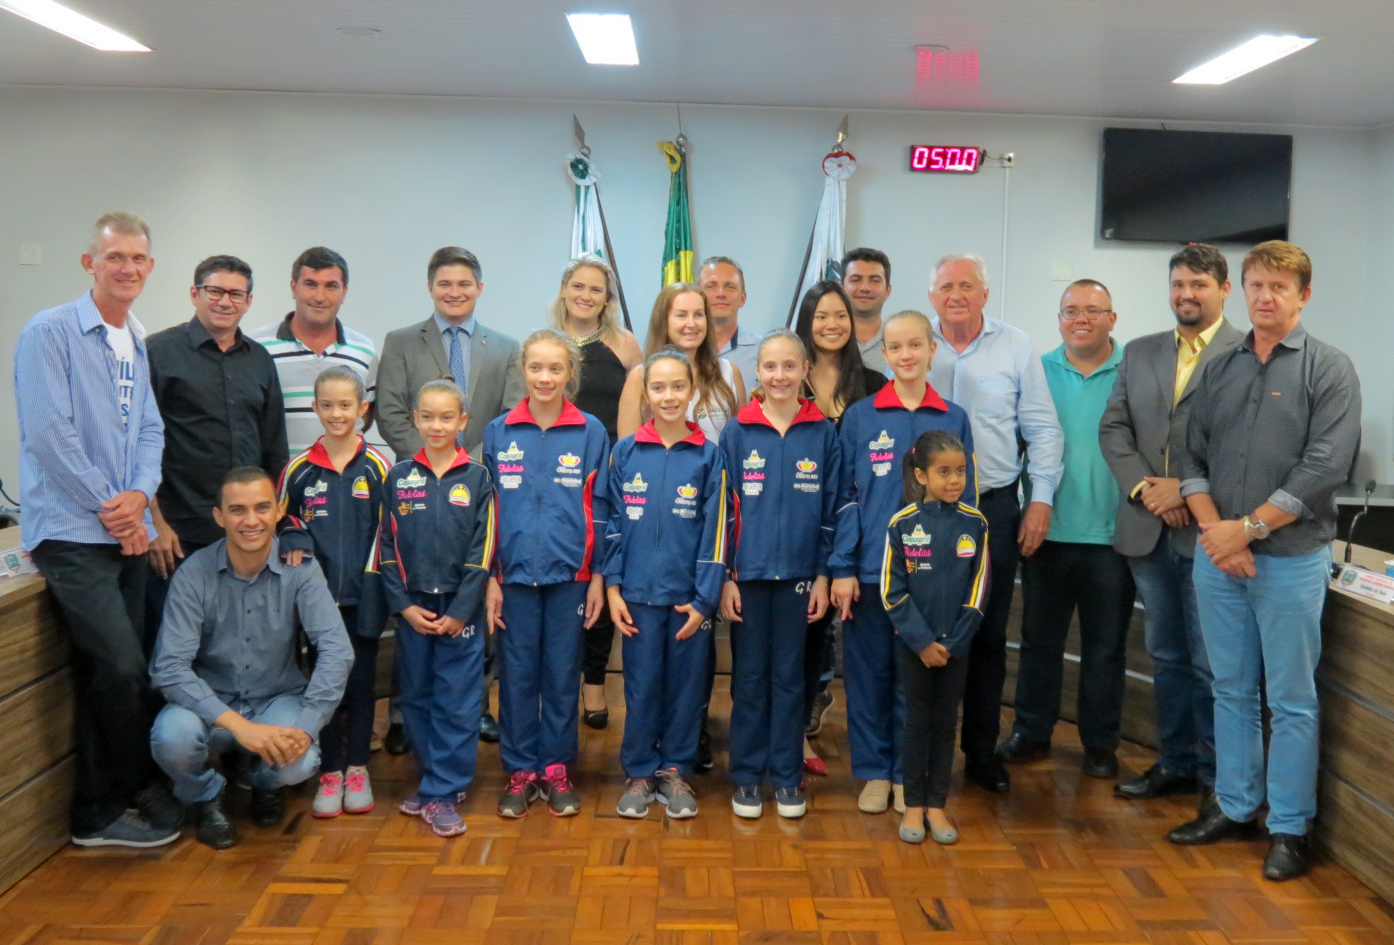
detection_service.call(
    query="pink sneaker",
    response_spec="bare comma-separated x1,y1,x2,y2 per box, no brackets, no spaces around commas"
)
313,772,344,818
343,767,374,814
421,800,466,837
542,764,581,817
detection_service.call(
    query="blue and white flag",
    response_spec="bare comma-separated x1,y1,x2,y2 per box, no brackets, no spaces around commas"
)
787,132,857,326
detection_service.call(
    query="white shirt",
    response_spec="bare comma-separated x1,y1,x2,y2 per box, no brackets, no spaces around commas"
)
105,320,137,426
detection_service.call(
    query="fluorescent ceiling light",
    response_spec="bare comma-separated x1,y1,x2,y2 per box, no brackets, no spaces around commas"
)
0,0,149,51
566,12,639,66
1173,34,1315,85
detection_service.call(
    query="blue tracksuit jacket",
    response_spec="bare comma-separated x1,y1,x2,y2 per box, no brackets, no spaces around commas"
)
719,397,841,581
830,381,978,584
484,399,610,585
602,421,729,619
375,448,496,623
278,435,390,634
880,499,990,659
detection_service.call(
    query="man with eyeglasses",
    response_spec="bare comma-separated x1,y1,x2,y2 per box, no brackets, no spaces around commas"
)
1100,243,1242,812
927,253,1063,795
146,256,288,616
996,280,1135,779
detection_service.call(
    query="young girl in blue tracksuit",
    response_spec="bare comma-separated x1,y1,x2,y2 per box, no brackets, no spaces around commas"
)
483,328,609,820
882,430,989,845
376,379,496,839
604,348,729,820
829,309,977,816
277,365,391,819
718,330,840,820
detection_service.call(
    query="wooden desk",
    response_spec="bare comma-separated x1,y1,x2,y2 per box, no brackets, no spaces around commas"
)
0,527,72,895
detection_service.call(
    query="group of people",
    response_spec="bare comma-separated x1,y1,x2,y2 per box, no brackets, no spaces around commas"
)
15,211,1359,883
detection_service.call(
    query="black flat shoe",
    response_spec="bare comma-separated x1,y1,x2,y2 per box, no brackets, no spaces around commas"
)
384,722,411,755
1262,833,1310,881
191,792,238,849
250,788,285,828
1082,749,1119,779
479,712,501,744
582,707,609,730
1166,802,1259,845
994,732,1050,764
1114,763,1198,800
965,757,1011,793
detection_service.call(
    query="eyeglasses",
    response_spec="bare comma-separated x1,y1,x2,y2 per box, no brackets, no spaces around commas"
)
1059,306,1112,321
197,285,250,304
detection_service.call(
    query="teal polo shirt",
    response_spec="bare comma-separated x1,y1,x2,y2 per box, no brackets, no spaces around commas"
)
1038,342,1124,545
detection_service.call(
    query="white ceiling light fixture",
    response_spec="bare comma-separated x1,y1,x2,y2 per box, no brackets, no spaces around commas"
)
566,12,639,66
0,0,150,51
1173,34,1316,85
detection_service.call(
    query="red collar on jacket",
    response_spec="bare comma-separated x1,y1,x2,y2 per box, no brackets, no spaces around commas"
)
872,379,948,412
305,435,365,471
634,419,706,446
504,397,587,427
735,396,827,428
411,446,472,472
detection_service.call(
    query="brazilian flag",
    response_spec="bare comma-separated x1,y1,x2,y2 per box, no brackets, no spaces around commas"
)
658,139,693,285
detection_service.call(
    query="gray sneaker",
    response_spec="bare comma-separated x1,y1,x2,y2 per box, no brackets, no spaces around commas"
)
656,767,698,819
343,767,375,814
72,809,180,848
617,777,656,818
497,770,538,819
313,771,345,818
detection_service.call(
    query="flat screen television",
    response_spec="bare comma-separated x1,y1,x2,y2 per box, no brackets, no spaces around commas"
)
1099,128,1292,244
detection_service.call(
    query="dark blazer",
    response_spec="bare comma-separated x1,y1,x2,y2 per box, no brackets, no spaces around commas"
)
1099,318,1243,558
376,317,524,461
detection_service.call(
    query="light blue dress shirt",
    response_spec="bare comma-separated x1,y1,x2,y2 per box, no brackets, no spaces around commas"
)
929,315,1064,503
433,312,475,391
14,291,164,551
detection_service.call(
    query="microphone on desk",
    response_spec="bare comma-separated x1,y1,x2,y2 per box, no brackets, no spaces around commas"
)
1344,479,1378,567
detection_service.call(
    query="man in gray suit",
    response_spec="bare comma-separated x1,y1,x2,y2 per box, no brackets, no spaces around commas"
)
377,246,524,459
1099,243,1242,807
377,246,524,747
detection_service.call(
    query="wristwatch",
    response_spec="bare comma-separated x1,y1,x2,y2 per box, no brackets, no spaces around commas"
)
1243,515,1270,541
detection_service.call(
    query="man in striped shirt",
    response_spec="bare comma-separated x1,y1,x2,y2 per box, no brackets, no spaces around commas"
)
14,212,181,848
250,247,378,453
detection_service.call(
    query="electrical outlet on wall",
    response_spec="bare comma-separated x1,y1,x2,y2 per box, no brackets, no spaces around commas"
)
19,244,42,266
1051,260,1071,281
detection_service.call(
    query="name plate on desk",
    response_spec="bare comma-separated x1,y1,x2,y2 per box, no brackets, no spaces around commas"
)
1333,564,1394,605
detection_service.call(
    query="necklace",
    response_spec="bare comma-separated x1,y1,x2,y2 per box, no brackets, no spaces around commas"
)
571,323,606,347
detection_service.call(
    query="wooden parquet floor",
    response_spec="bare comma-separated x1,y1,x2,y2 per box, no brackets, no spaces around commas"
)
1,677,1390,945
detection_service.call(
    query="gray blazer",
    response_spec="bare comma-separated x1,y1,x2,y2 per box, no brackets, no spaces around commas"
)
1099,319,1243,558
376,317,524,461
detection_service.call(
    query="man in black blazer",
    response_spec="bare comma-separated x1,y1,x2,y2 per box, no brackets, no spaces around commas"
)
376,247,524,747
377,247,524,460
1099,244,1242,807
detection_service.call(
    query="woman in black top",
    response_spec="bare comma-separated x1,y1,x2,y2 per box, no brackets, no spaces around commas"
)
792,279,887,773
549,254,644,726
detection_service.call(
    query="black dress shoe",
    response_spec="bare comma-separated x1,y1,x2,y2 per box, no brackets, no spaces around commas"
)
191,793,238,849
696,727,714,772
135,783,184,832
1262,833,1310,881
582,707,609,730
250,787,285,827
1082,749,1119,779
1114,763,1198,800
1197,785,1217,813
994,732,1050,764
1166,802,1259,845
479,712,501,743
384,722,411,755
965,757,1011,793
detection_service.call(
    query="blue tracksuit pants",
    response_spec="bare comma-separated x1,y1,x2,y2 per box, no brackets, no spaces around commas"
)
396,591,484,802
844,585,906,782
498,581,587,775
620,602,712,779
728,580,810,789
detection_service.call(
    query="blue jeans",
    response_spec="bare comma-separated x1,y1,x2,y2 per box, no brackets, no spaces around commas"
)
151,692,321,803
1193,545,1329,835
1128,537,1214,785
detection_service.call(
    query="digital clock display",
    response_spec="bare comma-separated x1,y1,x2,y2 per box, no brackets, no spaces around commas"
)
909,145,984,174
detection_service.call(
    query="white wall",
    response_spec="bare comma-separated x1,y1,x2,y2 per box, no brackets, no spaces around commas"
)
1,85,1387,496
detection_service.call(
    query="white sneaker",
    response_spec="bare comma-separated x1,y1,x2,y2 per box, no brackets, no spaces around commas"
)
858,779,891,813
344,767,375,814
313,772,345,818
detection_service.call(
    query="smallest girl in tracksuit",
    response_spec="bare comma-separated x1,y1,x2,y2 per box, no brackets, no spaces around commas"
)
377,379,496,838
882,430,990,845
277,365,391,819
604,348,729,820
719,329,840,820
484,328,610,819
